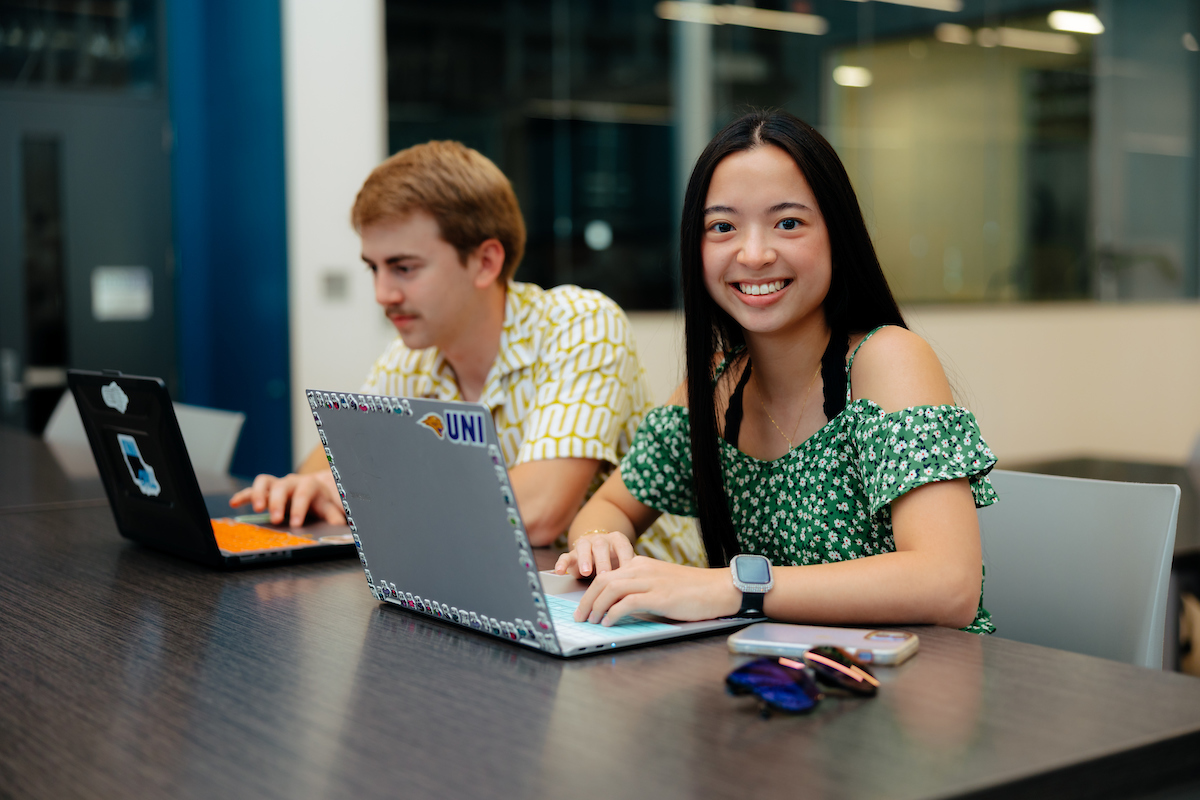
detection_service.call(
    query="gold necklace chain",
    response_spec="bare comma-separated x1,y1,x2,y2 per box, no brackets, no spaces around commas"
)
755,361,823,451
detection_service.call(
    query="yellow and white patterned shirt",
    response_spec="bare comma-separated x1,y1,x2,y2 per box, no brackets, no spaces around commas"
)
360,281,704,566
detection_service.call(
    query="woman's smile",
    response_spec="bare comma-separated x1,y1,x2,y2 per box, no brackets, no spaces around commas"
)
733,279,792,297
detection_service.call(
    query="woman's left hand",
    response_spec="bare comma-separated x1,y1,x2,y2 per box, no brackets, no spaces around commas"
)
573,557,742,625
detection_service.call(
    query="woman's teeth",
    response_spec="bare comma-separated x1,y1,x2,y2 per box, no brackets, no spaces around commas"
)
737,280,789,296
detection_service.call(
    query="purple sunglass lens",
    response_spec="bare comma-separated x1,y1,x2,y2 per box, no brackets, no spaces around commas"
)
726,658,822,714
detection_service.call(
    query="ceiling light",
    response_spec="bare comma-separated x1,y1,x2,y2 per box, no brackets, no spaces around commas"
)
854,0,963,10
833,65,873,87
1047,10,1104,35
995,26,1079,54
935,23,972,44
655,2,828,35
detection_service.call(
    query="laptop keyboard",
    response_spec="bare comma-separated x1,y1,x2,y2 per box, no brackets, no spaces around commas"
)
544,593,677,649
211,519,319,554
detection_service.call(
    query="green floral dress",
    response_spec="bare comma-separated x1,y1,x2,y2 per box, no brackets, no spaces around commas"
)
620,327,999,634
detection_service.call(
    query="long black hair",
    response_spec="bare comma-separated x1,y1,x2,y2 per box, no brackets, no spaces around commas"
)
681,110,906,567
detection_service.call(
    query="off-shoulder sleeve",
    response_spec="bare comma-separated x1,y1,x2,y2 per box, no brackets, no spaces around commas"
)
852,405,998,515
619,406,698,517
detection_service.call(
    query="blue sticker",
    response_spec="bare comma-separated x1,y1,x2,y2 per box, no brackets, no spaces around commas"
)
116,433,161,497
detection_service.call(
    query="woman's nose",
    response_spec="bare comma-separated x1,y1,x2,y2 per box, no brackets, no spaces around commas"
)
738,228,776,268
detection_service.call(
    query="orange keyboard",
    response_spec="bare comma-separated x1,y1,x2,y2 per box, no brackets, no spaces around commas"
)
211,519,320,554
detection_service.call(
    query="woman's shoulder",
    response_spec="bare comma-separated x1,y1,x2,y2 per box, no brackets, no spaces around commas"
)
847,326,954,413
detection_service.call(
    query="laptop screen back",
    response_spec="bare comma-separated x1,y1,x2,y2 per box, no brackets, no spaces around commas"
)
310,391,551,648
68,371,219,564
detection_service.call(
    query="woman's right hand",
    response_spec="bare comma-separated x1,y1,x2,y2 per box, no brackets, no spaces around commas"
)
554,530,637,578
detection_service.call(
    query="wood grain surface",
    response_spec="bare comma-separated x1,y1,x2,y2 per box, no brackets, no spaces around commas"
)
0,426,245,514
3,505,1200,799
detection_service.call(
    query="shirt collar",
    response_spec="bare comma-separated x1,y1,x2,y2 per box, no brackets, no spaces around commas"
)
493,281,537,374
479,282,537,409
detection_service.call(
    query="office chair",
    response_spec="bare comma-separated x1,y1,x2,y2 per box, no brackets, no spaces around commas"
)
44,391,245,476
978,469,1180,669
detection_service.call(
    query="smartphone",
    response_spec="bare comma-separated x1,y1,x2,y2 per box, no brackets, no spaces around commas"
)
727,622,919,666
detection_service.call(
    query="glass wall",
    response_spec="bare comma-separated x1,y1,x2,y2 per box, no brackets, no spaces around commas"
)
0,0,158,92
384,0,1199,308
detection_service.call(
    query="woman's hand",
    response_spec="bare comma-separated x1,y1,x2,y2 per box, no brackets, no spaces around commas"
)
555,530,637,578
571,557,741,626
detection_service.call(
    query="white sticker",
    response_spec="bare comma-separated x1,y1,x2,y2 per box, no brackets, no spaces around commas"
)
101,381,129,413
444,409,487,447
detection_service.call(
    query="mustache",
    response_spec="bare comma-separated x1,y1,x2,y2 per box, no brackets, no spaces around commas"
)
384,305,414,317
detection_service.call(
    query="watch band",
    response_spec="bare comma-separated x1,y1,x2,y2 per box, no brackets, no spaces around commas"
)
737,591,766,618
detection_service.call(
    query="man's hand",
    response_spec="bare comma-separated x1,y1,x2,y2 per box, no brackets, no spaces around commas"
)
229,470,345,527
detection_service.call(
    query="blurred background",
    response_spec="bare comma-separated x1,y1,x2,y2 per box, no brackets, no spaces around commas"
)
0,0,1196,478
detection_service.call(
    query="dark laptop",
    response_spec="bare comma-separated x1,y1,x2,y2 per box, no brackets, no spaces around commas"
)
68,369,354,567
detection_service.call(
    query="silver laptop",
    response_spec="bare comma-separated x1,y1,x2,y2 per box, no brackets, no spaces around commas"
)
307,389,749,657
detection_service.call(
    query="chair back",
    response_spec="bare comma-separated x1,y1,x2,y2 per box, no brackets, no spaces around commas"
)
979,469,1179,669
171,403,246,476
45,391,245,476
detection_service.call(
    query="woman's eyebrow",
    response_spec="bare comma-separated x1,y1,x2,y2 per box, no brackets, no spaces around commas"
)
767,201,812,214
703,204,736,215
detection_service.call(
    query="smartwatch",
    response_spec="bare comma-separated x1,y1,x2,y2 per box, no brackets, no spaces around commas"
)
730,554,773,618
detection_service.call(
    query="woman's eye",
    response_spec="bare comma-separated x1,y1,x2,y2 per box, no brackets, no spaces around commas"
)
711,221,734,234
778,218,801,231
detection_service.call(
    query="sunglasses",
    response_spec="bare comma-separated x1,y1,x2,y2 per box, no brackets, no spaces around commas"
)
726,647,880,716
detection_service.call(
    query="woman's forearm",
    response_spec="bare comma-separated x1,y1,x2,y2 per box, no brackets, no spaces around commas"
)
763,549,981,629
567,497,638,546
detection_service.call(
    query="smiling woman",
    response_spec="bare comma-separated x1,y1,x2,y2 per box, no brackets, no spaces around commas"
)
558,110,999,635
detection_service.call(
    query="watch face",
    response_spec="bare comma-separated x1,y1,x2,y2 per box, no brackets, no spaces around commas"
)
735,555,771,585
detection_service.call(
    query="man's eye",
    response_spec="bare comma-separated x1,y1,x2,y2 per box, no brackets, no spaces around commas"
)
778,219,800,231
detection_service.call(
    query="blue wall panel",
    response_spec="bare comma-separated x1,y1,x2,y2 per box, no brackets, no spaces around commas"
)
168,0,292,478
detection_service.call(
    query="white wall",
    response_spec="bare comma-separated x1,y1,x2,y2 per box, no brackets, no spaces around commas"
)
283,0,393,468
629,304,1200,466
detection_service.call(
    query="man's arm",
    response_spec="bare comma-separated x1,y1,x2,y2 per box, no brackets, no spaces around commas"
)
508,457,602,546
510,293,651,546
228,443,346,526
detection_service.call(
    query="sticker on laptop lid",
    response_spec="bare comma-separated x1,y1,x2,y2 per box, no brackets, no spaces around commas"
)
116,434,161,496
444,409,487,447
417,412,445,439
101,381,129,414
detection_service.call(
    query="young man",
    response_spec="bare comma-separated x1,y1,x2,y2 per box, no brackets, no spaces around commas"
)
231,140,701,564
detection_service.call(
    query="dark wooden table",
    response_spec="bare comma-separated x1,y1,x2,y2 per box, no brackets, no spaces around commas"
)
3,503,1200,799
0,424,245,514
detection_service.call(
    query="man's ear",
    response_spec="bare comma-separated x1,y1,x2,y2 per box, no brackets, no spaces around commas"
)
470,239,506,289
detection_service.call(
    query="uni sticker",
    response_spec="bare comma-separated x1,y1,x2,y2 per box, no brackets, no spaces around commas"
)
101,381,129,413
417,412,445,439
116,433,161,496
444,409,487,447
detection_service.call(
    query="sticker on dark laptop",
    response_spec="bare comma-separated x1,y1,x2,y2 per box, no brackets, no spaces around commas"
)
116,433,161,497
